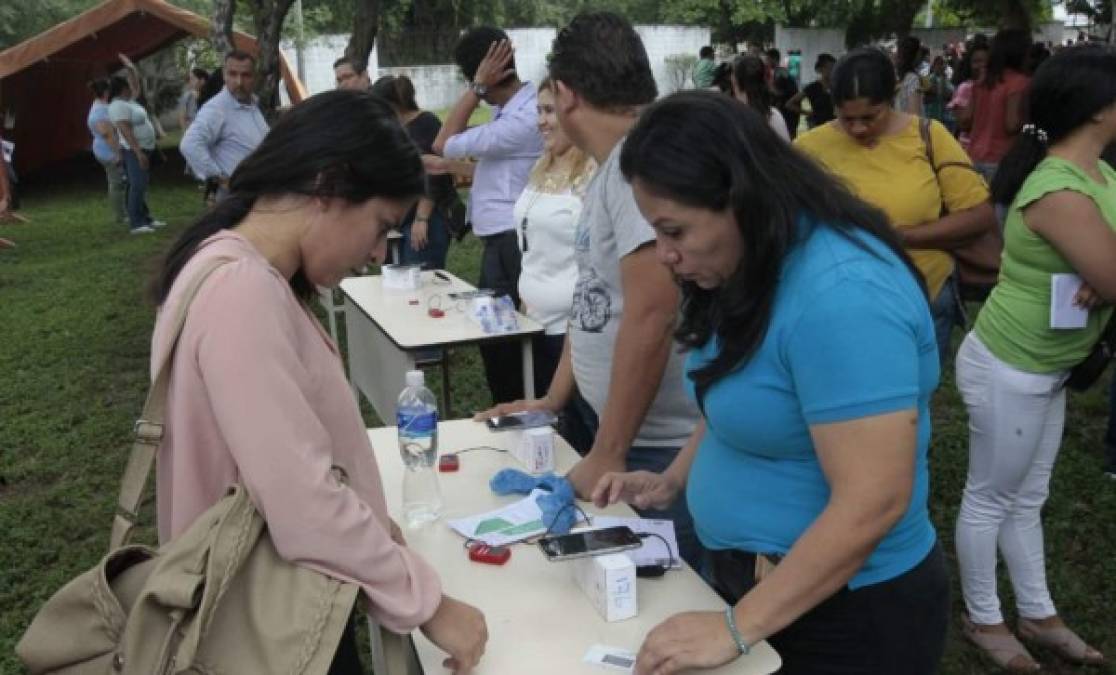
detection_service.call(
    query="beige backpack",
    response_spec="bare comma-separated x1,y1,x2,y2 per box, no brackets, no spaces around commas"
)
16,258,360,674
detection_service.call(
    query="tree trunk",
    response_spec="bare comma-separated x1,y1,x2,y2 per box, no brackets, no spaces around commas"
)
211,0,235,57
245,0,296,120
346,0,381,74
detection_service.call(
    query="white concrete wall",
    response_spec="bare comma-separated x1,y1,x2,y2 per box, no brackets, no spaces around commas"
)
775,22,1067,87
283,24,711,107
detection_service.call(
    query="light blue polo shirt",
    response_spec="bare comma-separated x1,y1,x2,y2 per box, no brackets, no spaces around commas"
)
685,222,939,589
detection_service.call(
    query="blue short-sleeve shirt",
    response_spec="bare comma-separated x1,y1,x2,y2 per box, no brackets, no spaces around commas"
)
685,222,939,589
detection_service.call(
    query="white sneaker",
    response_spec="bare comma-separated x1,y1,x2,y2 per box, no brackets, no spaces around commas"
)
130,226,155,235
151,220,167,228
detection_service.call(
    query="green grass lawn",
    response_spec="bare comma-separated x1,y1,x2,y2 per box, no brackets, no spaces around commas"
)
1,156,1114,674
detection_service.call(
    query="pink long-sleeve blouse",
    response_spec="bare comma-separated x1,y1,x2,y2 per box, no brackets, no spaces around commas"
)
152,230,441,633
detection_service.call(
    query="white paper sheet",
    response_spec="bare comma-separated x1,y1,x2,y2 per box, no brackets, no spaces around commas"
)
590,516,682,569
1050,273,1089,329
446,489,586,547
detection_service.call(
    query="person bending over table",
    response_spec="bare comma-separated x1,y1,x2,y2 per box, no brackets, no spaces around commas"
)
149,91,486,674
595,91,948,675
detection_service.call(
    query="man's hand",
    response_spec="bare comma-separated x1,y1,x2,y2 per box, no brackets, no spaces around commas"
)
634,611,741,675
472,40,515,90
591,470,681,511
566,452,626,501
473,396,558,423
423,154,452,175
137,150,149,171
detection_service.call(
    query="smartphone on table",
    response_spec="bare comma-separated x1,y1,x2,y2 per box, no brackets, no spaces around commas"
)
484,409,558,432
537,526,642,562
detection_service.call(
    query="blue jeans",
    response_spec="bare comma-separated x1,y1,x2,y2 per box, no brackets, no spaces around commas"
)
571,397,705,569
121,149,152,230
400,210,450,270
1105,375,1116,473
931,275,961,368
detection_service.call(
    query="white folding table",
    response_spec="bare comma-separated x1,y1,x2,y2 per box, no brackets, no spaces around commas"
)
341,271,543,422
365,419,782,675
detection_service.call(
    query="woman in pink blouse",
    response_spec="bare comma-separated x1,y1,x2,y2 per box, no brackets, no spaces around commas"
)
149,90,487,673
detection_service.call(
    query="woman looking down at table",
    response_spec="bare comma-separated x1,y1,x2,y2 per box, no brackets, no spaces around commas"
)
149,90,487,673
595,91,948,675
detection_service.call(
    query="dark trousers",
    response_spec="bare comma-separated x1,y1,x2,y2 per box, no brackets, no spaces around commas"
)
1105,375,1116,473
572,398,704,569
478,230,524,404
400,210,450,270
709,543,950,675
121,149,152,230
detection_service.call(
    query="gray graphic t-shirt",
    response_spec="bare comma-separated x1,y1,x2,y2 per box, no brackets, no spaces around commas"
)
569,142,699,448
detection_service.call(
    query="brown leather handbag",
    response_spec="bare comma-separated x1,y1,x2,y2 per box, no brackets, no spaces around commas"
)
920,118,1004,301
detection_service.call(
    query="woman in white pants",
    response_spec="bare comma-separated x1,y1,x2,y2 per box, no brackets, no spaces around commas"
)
955,45,1116,672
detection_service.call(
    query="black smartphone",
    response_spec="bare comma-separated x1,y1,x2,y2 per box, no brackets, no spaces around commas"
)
484,410,558,432
537,526,642,562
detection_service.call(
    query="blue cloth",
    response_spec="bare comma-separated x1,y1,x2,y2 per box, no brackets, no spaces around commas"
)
685,223,939,589
489,469,578,534
442,83,543,237
87,102,116,163
179,88,268,180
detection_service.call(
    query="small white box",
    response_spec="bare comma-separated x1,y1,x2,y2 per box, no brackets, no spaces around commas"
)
571,553,638,622
382,264,421,291
513,427,555,474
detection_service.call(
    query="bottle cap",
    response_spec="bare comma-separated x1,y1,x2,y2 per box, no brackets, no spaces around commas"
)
405,370,425,387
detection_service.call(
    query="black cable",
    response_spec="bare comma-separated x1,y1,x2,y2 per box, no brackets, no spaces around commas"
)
544,501,591,536
447,445,507,456
637,532,677,576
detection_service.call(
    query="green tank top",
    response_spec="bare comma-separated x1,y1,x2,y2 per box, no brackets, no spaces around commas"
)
975,157,1116,373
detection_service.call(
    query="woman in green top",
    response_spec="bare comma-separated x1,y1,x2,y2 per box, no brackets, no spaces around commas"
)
955,45,1116,672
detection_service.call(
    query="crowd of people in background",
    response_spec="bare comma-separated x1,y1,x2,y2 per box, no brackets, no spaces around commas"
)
51,13,1116,675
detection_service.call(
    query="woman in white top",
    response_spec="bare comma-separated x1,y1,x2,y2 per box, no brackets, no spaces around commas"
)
731,55,790,141
894,36,925,116
512,77,596,451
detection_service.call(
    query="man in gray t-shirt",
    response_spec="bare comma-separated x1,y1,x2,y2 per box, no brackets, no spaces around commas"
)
569,142,698,449
478,12,702,567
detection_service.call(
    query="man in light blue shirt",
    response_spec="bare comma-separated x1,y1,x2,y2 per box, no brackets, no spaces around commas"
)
180,51,269,195
432,26,543,404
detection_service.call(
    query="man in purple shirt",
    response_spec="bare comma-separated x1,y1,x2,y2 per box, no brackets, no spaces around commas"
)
433,26,544,404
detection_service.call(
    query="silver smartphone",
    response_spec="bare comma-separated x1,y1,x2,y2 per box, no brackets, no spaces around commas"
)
537,526,642,562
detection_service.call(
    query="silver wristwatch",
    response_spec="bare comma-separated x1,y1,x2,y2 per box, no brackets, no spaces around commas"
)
471,81,488,98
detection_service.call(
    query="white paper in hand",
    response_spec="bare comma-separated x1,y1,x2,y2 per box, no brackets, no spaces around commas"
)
1050,273,1089,329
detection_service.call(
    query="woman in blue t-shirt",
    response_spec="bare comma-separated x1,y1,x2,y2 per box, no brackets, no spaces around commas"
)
595,91,948,674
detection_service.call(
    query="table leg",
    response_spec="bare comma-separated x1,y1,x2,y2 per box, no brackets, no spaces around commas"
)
441,347,452,417
521,337,535,399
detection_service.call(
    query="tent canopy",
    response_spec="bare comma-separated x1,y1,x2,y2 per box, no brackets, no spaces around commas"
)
0,0,306,174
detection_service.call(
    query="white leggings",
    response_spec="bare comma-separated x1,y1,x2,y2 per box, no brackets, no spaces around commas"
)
954,333,1065,625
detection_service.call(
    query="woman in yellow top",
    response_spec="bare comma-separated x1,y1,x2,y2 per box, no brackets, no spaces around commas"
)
795,48,996,365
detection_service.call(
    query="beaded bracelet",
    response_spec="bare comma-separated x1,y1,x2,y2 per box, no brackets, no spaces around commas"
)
724,606,751,655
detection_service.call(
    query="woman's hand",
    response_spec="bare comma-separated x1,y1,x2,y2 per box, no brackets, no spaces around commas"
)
591,470,681,511
1074,282,1105,310
420,595,488,674
411,218,429,251
634,611,741,675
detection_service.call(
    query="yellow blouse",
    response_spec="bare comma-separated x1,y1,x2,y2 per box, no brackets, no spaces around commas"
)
794,116,990,298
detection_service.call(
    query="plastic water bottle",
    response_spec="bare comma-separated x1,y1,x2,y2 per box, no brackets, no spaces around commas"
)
397,370,442,528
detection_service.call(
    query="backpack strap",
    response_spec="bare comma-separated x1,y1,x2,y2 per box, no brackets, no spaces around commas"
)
109,256,236,551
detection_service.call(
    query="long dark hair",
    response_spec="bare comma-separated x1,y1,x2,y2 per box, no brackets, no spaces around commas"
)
831,47,897,106
983,28,1030,89
370,74,419,112
619,91,923,406
952,40,989,86
152,90,424,304
991,45,1116,206
731,55,773,118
